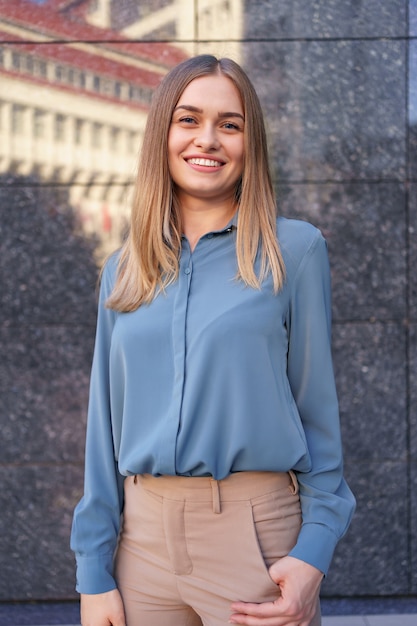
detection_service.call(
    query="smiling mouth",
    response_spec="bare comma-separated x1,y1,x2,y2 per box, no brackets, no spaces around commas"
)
186,157,224,167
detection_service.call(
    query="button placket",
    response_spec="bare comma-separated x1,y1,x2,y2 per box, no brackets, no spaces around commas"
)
157,247,193,473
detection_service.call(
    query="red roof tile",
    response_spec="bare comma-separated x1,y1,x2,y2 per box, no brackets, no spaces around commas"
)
1,31,166,87
0,0,188,67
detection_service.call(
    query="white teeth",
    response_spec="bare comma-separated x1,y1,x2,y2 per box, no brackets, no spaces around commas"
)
187,158,222,167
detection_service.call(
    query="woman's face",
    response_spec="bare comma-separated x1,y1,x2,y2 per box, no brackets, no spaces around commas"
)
168,73,245,208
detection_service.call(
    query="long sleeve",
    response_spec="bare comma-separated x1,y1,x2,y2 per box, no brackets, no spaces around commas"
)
70,256,125,594
285,231,356,575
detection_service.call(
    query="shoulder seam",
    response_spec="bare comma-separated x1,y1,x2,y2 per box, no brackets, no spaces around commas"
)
289,230,325,298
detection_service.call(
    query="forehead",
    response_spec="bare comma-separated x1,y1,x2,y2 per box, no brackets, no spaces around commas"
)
176,74,243,111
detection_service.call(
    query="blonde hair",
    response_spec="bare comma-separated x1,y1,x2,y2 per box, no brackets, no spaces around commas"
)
107,55,285,312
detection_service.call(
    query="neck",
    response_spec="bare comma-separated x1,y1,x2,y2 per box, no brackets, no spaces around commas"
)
179,198,237,251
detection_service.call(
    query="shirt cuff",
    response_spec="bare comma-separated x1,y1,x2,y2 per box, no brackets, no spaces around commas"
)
75,553,117,594
288,522,339,576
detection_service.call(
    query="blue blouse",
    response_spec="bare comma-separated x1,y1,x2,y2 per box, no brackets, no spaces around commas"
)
71,216,355,594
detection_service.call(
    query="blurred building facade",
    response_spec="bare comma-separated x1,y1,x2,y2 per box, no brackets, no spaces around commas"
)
0,0,242,257
0,0,190,257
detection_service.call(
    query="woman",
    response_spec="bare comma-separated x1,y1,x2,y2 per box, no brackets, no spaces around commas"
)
71,55,355,626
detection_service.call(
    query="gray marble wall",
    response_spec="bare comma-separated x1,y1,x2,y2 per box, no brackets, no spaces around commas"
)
0,0,415,601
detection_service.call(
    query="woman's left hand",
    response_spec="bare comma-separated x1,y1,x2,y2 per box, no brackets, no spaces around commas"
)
229,556,323,625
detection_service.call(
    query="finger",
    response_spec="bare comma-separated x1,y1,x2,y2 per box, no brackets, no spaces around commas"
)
229,598,306,626
230,599,285,618
230,606,314,626
229,612,299,626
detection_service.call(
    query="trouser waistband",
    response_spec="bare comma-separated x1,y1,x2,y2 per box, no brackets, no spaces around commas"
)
134,471,298,514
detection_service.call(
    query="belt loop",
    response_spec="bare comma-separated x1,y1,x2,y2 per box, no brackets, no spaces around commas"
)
210,479,221,514
288,470,299,495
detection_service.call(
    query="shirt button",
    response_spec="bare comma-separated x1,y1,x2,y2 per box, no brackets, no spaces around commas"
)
184,268,191,275
207,233,213,239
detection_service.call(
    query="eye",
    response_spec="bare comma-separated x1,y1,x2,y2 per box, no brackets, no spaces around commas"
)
179,116,197,124
222,121,241,131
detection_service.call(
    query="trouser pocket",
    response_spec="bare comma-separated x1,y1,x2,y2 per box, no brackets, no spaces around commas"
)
250,483,302,569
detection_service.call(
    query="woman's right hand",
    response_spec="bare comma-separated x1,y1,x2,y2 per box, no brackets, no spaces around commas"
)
80,589,126,626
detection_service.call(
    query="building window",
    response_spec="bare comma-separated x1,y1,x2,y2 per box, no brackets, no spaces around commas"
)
54,114,66,141
79,72,86,88
40,60,47,77
55,65,65,82
100,79,112,96
142,88,152,105
75,119,84,145
127,131,138,154
25,55,34,74
129,84,152,105
11,52,21,71
93,75,100,92
33,109,46,138
11,104,25,134
92,122,103,148
34,59,48,78
114,81,122,98
110,126,121,151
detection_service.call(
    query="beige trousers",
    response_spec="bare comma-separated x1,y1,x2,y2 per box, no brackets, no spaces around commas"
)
114,472,321,626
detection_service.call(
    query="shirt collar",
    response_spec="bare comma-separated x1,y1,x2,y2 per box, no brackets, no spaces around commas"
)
181,211,237,240
210,210,238,236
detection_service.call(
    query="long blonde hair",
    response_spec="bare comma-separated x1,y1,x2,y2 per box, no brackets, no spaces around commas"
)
107,55,285,312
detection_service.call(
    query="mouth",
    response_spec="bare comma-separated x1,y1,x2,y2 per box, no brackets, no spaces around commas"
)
186,157,225,167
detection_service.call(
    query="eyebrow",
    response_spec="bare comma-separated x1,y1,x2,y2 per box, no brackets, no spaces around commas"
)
173,105,244,121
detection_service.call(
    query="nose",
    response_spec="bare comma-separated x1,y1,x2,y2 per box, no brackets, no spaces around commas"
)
193,122,220,150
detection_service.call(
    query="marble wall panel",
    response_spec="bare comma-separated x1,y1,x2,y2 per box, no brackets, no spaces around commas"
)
231,0,407,40
0,324,93,464
322,460,409,596
410,40,417,180
409,317,417,594
242,40,406,182
411,324,417,459
0,182,99,326
410,0,417,35
332,322,407,462
411,326,417,593
0,465,83,600
277,182,407,322
411,185,417,325
411,459,417,593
